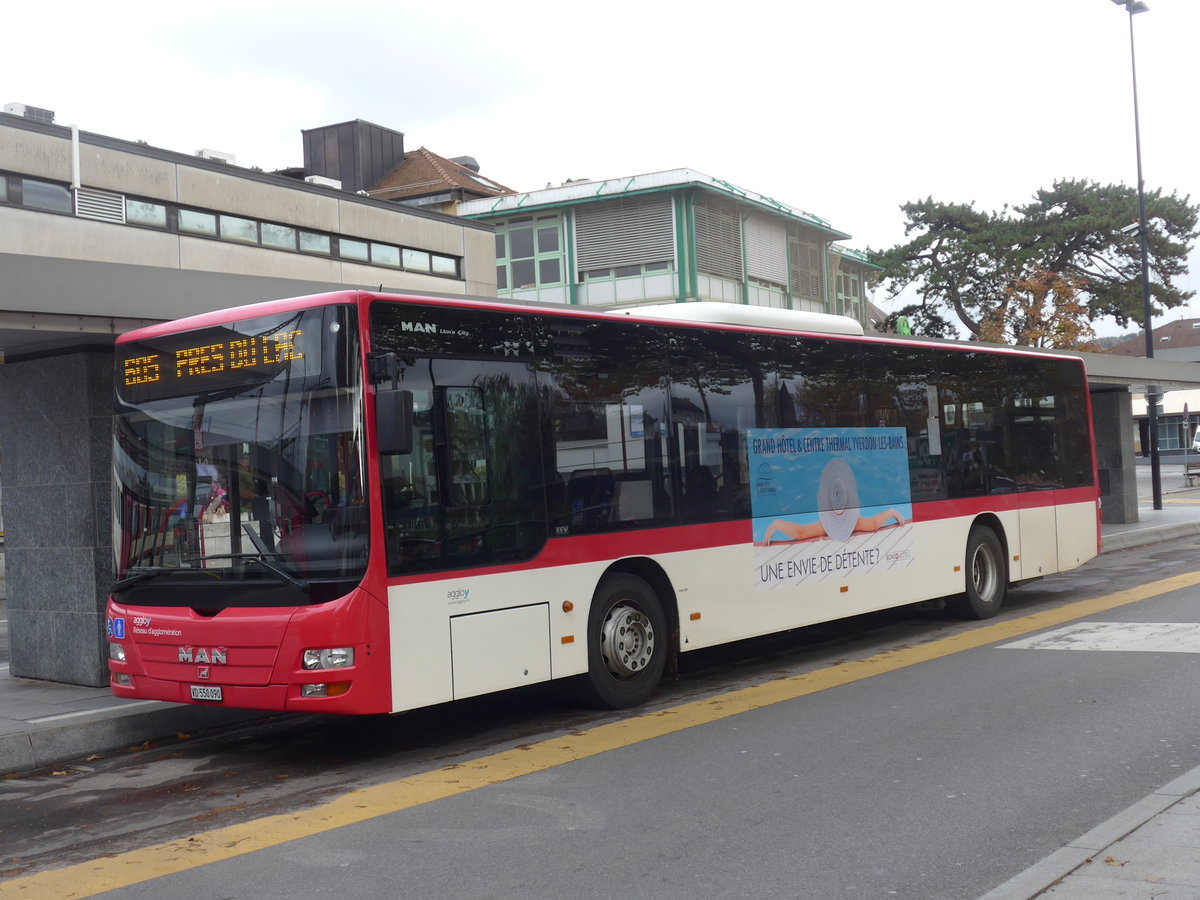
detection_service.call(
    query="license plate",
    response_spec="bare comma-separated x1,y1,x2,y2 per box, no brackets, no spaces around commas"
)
190,685,223,702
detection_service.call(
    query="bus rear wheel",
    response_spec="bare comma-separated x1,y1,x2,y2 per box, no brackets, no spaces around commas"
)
949,525,1006,619
581,573,667,709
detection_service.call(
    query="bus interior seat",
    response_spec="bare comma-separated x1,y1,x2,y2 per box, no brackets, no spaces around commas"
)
566,468,615,530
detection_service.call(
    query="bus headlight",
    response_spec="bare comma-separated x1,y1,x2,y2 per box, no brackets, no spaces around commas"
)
302,647,355,670
109,643,126,663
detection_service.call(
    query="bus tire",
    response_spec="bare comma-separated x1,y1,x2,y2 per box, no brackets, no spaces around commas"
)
949,525,1006,619
581,573,667,709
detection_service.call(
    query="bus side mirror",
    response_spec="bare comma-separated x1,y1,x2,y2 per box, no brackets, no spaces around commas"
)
376,388,414,455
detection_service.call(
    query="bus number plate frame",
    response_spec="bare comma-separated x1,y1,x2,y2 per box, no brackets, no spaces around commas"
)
190,685,223,702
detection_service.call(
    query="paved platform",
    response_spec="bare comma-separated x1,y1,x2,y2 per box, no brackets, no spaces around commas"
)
3,475,1200,897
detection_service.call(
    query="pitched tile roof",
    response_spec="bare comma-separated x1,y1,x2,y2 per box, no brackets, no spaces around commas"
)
369,146,513,201
1107,319,1200,355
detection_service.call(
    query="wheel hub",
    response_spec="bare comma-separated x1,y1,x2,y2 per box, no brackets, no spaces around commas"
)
600,604,655,679
972,543,998,600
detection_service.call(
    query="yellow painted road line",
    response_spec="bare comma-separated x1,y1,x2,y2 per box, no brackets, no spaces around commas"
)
5,570,1200,898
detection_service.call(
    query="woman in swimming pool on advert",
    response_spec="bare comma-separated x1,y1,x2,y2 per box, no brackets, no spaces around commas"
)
758,508,906,545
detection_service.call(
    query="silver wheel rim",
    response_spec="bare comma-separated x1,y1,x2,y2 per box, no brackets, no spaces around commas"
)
972,541,1000,605
600,603,655,679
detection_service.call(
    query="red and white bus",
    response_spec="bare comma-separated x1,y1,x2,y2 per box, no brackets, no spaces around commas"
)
106,290,1099,714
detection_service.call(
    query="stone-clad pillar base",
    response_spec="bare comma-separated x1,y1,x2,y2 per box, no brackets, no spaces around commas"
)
1092,390,1138,525
0,351,113,686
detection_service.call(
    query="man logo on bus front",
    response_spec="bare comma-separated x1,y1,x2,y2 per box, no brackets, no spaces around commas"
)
178,647,227,664
197,667,210,680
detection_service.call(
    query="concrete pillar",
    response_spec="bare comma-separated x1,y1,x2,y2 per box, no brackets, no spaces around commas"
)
1092,389,1138,525
0,351,113,685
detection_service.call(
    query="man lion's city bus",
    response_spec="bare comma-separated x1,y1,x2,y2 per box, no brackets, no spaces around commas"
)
106,291,1099,714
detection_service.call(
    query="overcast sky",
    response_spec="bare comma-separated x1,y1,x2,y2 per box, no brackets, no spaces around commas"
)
6,0,1197,335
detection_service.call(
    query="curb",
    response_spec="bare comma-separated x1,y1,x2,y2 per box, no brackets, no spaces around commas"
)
0,702,272,773
1102,521,1200,553
979,765,1200,900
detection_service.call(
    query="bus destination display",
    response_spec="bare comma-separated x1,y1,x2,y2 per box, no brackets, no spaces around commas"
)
119,329,305,403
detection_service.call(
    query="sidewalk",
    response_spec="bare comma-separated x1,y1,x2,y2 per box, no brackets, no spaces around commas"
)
0,553,275,773
3,486,1200,898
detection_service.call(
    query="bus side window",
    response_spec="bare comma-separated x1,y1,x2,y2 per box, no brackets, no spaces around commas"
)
537,316,674,534
380,387,442,574
445,387,490,506
1008,357,1071,491
669,329,769,523
859,343,946,503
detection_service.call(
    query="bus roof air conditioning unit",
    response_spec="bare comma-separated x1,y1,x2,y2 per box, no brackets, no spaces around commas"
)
613,302,864,336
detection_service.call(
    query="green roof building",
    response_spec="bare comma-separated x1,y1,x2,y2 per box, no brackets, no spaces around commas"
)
455,169,882,330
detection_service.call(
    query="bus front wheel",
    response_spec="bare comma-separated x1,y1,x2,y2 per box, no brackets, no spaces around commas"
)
949,525,1006,619
581,573,667,709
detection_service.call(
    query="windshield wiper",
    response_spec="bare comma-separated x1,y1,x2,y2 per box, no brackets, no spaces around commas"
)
192,553,310,591
247,555,309,591
112,566,220,593
112,568,166,592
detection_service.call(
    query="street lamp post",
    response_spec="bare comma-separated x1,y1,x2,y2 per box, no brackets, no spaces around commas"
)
1111,0,1161,510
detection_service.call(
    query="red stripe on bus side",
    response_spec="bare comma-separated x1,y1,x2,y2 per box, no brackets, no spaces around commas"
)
384,487,1099,587
909,486,1098,521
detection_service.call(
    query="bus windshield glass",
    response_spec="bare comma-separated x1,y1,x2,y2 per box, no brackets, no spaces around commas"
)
112,305,367,601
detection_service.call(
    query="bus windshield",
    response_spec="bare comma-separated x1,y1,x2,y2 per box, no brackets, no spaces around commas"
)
112,305,367,603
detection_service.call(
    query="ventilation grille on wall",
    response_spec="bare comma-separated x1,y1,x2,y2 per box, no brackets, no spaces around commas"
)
74,188,127,224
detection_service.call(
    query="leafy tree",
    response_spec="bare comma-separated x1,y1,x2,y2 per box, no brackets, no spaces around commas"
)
977,268,1097,349
870,179,1198,345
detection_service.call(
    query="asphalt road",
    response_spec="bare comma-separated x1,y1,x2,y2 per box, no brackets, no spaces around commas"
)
3,533,1200,899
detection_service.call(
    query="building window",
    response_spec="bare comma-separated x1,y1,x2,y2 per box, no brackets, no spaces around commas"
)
495,214,564,291
1158,416,1182,451
372,243,400,267
179,209,217,236
403,248,430,273
575,196,674,272
261,222,297,250
1,168,462,279
299,230,331,255
22,178,72,213
220,214,259,244
340,238,370,262
789,234,825,304
127,199,166,227
835,270,864,319
584,261,673,281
